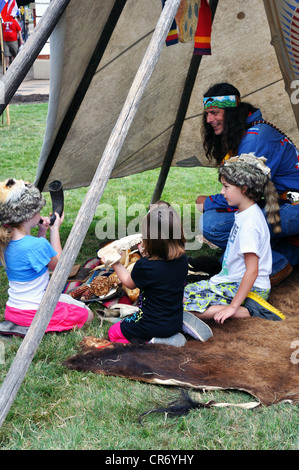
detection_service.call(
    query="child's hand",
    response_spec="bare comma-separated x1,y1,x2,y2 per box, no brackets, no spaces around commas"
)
98,255,118,269
99,255,107,265
50,211,65,229
37,216,50,236
213,305,236,324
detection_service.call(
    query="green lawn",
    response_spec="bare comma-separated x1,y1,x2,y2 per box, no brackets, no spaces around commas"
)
0,103,298,450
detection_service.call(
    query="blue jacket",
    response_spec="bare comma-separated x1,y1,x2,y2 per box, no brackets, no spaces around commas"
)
204,109,299,212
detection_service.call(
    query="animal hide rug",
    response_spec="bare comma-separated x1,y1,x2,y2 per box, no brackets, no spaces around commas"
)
64,268,299,406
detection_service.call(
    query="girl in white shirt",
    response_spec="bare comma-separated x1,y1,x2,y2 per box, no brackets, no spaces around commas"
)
184,153,285,324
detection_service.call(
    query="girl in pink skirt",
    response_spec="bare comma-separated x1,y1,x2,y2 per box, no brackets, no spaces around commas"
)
0,178,93,332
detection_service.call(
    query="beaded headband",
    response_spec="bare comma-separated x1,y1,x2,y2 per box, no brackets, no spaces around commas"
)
203,95,240,110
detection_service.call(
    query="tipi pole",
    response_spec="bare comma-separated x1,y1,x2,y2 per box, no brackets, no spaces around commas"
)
150,0,219,204
0,0,72,116
0,14,9,125
0,0,181,429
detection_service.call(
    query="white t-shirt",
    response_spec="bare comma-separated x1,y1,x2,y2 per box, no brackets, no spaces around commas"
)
209,203,271,290
7,271,50,309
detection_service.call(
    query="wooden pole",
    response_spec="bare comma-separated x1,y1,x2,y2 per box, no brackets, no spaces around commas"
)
0,0,72,116
150,0,219,204
0,14,4,125
0,0,181,429
0,14,9,125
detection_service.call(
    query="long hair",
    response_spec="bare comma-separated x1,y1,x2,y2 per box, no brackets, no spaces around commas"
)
142,204,186,260
0,224,14,267
263,180,282,234
219,154,281,234
202,83,256,165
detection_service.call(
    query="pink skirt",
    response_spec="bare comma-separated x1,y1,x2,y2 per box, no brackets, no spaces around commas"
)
5,294,90,332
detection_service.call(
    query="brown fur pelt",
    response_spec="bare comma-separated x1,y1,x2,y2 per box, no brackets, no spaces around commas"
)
64,268,299,406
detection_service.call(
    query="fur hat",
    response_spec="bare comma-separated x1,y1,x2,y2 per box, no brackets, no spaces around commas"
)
0,178,46,225
219,153,281,233
219,153,271,198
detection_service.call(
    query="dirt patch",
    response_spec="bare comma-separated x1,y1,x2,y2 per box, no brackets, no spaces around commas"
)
11,94,49,104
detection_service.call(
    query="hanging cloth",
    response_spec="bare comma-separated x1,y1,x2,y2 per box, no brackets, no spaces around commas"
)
194,0,212,55
162,0,179,46
175,0,200,43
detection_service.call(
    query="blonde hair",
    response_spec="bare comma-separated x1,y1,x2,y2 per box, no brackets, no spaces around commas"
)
0,224,13,267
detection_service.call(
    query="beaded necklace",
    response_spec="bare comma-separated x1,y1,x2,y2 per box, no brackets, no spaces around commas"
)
251,119,298,150
221,118,299,165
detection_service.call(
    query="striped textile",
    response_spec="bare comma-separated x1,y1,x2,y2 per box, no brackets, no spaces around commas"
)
194,0,212,55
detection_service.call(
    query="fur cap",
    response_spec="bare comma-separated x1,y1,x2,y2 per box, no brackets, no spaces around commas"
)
219,153,281,233
219,153,270,196
0,178,46,225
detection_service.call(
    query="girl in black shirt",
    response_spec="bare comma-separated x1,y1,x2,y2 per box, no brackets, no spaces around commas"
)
106,204,188,345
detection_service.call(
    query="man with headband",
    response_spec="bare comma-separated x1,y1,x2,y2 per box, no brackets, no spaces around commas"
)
197,82,299,286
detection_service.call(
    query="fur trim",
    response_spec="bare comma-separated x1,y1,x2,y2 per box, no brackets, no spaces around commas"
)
0,179,46,225
219,154,281,233
226,153,271,177
0,179,26,204
219,153,270,194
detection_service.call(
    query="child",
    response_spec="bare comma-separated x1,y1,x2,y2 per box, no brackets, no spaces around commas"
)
184,153,285,323
0,178,93,332
105,204,210,346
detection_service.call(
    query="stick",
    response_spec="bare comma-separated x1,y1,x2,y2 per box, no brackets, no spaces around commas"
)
0,13,9,125
0,14,4,125
0,0,181,429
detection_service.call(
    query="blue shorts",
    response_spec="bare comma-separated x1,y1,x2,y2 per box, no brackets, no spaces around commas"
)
184,280,269,314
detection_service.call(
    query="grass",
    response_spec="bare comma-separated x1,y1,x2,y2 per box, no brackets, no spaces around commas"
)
0,103,298,450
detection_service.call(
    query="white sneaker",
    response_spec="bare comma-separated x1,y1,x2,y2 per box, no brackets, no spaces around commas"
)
182,311,213,341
